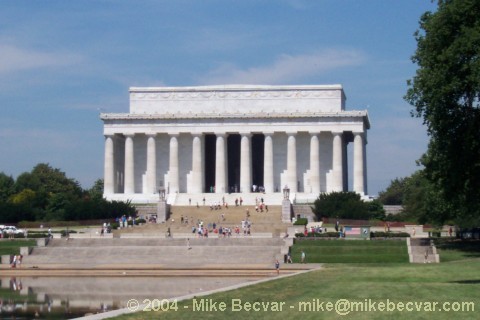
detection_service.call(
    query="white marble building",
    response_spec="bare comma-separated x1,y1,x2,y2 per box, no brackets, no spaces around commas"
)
101,84,370,203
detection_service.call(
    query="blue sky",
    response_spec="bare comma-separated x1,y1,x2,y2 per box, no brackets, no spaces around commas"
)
0,0,437,195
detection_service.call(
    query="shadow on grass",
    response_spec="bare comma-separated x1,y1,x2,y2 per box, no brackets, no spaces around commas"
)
434,239,480,257
450,279,480,284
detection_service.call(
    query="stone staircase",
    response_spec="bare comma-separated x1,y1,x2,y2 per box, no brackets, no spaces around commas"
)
123,205,290,237
407,238,439,263
173,193,285,206
21,238,287,269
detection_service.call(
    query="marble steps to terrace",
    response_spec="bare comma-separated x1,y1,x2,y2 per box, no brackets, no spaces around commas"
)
173,192,286,206
45,238,285,247
122,205,289,235
407,238,439,263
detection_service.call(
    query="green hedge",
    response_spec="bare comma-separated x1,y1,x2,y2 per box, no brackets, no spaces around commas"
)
293,218,308,225
370,231,410,238
295,232,340,238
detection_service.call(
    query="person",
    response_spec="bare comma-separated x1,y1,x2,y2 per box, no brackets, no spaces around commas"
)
449,226,453,237
167,227,171,238
16,255,22,268
301,250,306,263
287,252,293,263
275,260,280,275
187,238,191,250
424,248,429,263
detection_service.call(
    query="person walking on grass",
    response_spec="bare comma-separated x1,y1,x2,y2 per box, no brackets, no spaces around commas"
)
301,250,306,263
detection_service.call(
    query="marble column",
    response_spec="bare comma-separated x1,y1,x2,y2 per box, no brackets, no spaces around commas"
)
215,133,227,193
104,135,115,194
287,133,297,193
124,134,135,194
332,131,343,192
353,132,365,195
309,133,320,194
263,133,274,193
240,133,251,193
191,134,203,193
146,134,157,194
169,134,179,194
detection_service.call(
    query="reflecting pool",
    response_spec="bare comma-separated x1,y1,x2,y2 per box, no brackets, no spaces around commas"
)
0,276,262,319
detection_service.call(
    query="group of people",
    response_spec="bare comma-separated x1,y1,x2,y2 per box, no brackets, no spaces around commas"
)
100,222,112,235
115,215,135,228
275,250,306,274
189,219,253,238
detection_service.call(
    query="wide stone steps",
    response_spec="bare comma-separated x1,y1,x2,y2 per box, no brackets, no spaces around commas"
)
22,238,284,268
174,193,285,206
45,238,284,247
121,205,289,235
407,238,439,263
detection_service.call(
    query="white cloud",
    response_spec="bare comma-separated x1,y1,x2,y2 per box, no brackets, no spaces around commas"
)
200,49,366,85
0,44,83,74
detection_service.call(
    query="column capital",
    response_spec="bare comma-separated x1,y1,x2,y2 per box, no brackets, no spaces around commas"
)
331,130,343,136
168,133,180,137
214,132,227,137
124,133,135,138
309,131,321,136
146,133,157,138
239,132,252,137
285,131,297,136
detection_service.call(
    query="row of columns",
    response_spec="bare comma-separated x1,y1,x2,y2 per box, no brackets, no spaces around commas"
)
104,131,366,195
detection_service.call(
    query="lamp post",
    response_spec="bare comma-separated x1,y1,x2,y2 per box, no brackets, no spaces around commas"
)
158,187,166,201
283,185,290,200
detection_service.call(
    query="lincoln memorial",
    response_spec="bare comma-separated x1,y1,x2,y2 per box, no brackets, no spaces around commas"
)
101,84,370,204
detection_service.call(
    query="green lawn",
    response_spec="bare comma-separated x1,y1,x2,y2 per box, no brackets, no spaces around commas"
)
0,239,36,256
114,261,480,320
434,239,480,262
290,239,409,263
112,239,479,320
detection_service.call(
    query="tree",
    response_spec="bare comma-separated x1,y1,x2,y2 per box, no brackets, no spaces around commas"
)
377,177,407,205
402,170,451,226
367,199,387,221
312,192,370,221
88,179,104,200
0,172,15,202
405,0,480,226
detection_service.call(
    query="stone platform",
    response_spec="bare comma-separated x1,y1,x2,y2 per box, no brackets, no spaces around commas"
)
14,237,291,270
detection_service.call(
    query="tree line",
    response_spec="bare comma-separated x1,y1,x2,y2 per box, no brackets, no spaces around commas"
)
0,163,135,223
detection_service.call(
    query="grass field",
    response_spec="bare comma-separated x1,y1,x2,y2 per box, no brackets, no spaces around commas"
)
0,239,36,256
113,239,480,320
290,239,409,263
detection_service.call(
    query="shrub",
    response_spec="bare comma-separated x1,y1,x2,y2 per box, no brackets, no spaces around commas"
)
293,218,308,225
295,232,339,238
370,231,410,238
